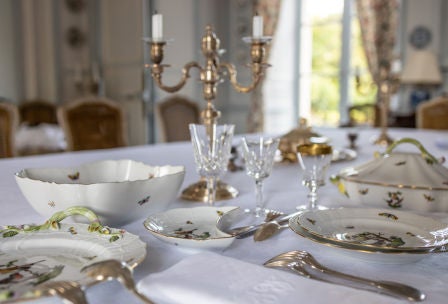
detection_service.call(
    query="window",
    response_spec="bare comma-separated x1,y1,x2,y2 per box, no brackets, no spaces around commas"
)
264,0,375,133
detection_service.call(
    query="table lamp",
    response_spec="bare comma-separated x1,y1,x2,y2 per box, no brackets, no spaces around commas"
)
400,50,442,109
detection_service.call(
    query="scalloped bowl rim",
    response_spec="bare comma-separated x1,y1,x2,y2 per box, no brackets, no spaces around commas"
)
14,159,185,186
14,159,186,226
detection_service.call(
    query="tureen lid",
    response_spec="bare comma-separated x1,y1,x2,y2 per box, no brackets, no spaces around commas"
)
339,138,448,189
278,118,324,162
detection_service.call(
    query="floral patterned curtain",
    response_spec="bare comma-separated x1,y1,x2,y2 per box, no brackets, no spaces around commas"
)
248,0,282,133
356,0,398,97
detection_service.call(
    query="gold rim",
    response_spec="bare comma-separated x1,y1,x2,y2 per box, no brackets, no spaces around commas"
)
297,143,332,156
340,175,448,191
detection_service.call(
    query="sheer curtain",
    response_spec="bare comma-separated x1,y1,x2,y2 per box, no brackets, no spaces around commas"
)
356,0,399,97
248,0,282,133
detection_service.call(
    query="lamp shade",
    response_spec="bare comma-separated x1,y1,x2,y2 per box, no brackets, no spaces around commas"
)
400,50,442,84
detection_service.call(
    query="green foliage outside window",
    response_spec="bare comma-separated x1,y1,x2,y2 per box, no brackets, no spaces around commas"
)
310,14,377,126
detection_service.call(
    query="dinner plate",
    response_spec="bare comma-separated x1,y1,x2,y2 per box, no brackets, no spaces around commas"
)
289,208,448,263
144,206,237,250
0,222,146,302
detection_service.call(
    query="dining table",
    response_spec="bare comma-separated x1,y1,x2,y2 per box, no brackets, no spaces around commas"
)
1,127,448,304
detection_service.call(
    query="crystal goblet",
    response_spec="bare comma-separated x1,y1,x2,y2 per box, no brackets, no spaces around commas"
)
296,143,333,210
189,124,235,205
241,136,280,217
347,128,359,150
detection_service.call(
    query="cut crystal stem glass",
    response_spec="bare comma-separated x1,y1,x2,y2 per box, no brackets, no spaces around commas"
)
296,143,333,210
241,136,280,217
189,124,235,204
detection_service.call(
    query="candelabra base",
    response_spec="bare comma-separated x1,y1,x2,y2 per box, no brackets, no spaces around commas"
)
372,131,394,146
181,178,239,202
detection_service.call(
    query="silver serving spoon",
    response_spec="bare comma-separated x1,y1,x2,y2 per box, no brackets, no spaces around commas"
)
33,281,88,304
81,259,155,304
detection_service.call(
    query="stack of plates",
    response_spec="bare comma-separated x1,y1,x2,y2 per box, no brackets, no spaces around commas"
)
289,208,448,263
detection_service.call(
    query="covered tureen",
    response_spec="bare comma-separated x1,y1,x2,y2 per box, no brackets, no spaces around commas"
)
278,118,323,162
331,138,448,212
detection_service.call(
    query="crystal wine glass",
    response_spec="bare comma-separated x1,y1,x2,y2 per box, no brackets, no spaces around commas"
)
296,143,333,210
189,124,235,204
241,136,280,217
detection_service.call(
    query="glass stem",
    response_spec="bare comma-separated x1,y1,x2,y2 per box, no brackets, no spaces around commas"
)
206,176,217,205
308,185,318,210
254,179,264,217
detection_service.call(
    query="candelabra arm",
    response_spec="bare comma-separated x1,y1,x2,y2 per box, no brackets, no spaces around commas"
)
219,62,264,93
152,61,203,93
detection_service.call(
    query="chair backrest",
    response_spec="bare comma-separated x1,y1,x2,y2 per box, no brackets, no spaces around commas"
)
57,97,127,151
347,103,380,127
0,102,19,158
19,99,58,126
416,97,448,129
157,95,201,142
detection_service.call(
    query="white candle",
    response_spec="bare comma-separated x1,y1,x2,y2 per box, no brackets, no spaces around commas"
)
152,13,163,41
253,15,263,38
392,59,402,73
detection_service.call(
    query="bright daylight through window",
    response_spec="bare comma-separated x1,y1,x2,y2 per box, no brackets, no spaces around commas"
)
264,0,375,133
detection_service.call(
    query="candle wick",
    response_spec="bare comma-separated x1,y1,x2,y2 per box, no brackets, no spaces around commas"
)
154,10,158,14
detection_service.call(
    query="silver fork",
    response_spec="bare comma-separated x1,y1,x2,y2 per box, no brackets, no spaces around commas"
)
33,281,88,304
264,251,426,302
81,259,155,304
264,259,312,277
222,209,284,236
253,210,289,241
264,210,284,222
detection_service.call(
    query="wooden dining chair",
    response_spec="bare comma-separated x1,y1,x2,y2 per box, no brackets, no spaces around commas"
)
0,101,19,158
19,99,58,126
57,97,128,151
416,96,448,129
157,95,201,142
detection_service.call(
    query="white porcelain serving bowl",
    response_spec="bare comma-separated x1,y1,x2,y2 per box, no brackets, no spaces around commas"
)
15,159,185,226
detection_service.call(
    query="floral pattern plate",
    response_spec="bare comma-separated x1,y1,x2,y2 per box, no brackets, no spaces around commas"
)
0,222,146,302
289,208,448,262
143,206,237,250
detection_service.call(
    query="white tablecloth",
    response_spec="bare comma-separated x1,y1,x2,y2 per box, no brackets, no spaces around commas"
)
1,127,448,303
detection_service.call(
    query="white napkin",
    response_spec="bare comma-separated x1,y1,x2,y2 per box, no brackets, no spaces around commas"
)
137,252,401,304
15,123,67,151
